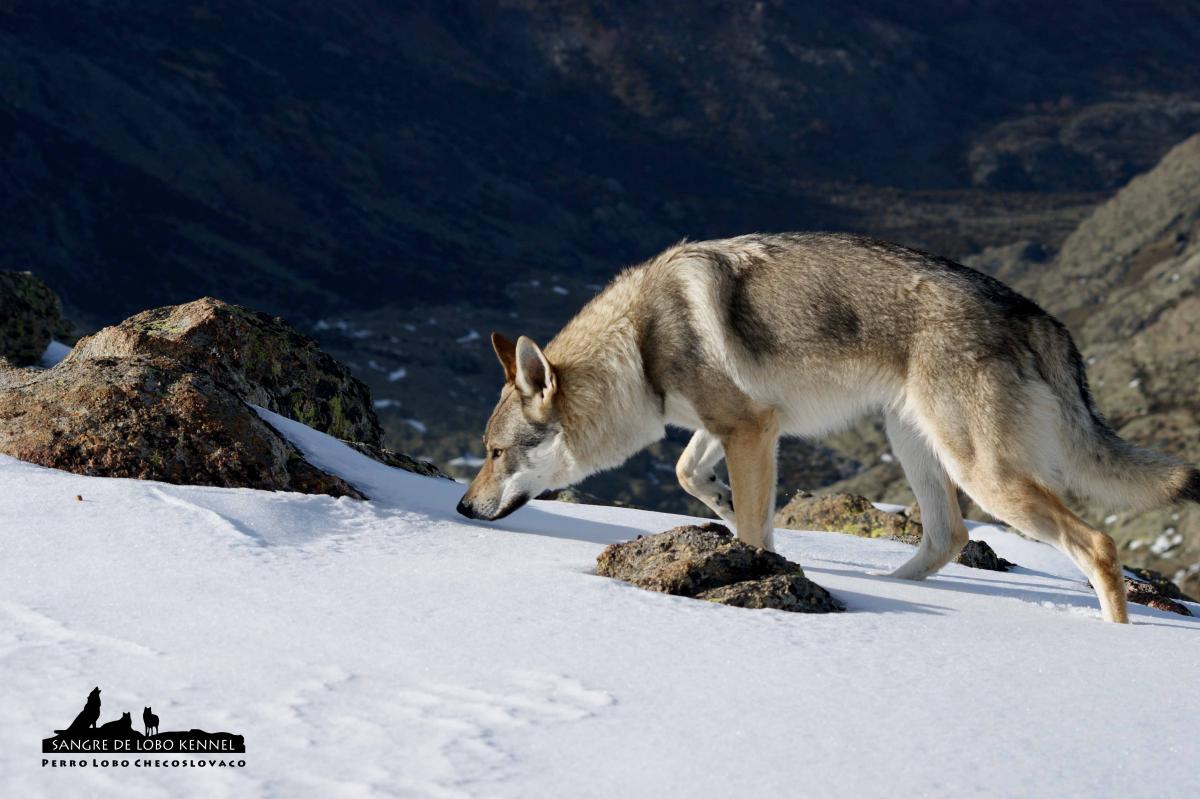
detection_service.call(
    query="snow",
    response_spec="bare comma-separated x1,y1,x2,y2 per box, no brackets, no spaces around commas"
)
448,454,485,469
313,319,372,339
2,411,1199,798
38,340,72,368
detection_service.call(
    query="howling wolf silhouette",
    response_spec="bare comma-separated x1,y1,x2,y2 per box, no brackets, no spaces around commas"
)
57,687,101,734
143,706,159,736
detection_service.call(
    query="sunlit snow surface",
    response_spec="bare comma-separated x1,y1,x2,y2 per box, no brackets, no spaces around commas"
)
1,408,1197,798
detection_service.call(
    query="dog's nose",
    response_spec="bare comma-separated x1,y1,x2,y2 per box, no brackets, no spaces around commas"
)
456,497,476,519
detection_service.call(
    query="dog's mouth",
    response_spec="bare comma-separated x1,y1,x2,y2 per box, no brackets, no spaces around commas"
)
487,493,530,521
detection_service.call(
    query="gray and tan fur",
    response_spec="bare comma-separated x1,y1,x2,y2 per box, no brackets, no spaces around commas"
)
457,233,1200,623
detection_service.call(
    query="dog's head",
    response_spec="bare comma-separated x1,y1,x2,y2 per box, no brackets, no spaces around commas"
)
456,333,578,521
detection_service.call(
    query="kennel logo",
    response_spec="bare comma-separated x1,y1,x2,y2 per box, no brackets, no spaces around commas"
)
42,686,246,768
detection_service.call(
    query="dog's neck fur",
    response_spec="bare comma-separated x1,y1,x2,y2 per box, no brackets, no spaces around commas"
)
545,270,666,478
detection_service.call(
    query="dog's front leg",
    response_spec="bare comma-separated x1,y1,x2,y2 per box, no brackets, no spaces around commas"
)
675,430,737,526
721,409,780,551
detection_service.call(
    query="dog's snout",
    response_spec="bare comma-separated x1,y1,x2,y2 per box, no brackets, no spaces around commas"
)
456,496,477,519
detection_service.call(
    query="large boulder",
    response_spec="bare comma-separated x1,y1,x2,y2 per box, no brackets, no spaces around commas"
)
596,523,843,613
69,298,383,447
0,271,65,366
0,356,361,497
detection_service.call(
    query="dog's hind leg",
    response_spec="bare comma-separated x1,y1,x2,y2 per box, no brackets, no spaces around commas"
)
963,475,1129,623
675,430,736,526
886,413,969,580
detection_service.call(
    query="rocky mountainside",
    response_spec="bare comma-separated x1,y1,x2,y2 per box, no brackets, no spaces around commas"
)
4,1,1200,327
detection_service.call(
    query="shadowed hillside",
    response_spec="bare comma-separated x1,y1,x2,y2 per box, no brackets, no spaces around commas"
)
4,1,1200,325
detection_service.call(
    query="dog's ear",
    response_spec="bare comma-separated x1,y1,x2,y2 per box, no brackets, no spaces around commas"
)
514,336,556,405
491,332,518,384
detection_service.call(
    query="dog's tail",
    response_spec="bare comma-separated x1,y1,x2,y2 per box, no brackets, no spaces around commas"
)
1033,318,1198,510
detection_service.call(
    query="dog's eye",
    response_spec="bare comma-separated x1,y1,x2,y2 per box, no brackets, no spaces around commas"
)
490,448,504,460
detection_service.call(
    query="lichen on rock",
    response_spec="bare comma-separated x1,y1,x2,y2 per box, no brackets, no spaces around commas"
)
775,491,922,544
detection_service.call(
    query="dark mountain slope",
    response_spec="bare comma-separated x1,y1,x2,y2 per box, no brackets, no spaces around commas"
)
4,1,1200,325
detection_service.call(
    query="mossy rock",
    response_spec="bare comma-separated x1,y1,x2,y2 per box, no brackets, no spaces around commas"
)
775,491,922,545
0,354,361,497
69,297,383,446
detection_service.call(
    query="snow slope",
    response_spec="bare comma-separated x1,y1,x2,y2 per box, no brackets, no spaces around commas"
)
2,409,1198,798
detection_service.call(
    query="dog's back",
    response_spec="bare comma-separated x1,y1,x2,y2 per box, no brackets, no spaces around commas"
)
637,232,1193,506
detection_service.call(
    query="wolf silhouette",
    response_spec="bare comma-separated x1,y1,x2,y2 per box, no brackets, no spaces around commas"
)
98,712,133,734
143,706,159,736
56,686,101,734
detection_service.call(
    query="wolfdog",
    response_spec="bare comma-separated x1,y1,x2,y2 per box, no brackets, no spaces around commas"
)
457,233,1199,623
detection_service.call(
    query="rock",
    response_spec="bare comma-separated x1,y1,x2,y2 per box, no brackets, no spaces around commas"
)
1043,133,1200,311
1123,566,1196,604
69,298,383,447
778,491,1021,571
1123,577,1193,617
597,523,797,594
537,486,611,505
344,441,452,480
696,574,845,613
0,271,65,366
956,540,1015,572
0,355,362,498
775,491,922,545
966,99,1200,192
596,523,842,613
0,294,445,494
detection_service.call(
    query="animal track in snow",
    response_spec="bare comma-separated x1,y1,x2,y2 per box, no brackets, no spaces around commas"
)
390,671,614,793
0,600,160,658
